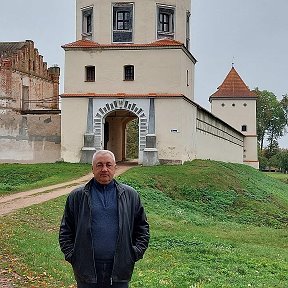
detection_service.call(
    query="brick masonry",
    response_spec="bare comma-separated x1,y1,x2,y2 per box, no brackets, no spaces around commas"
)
0,40,61,163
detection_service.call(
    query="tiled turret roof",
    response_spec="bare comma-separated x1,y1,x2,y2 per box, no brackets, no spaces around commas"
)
210,67,256,99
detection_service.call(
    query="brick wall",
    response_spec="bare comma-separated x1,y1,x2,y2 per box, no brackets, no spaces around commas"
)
0,40,60,113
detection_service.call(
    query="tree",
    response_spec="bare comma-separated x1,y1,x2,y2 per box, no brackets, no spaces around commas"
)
126,118,139,159
279,149,288,173
281,93,288,128
255,88,286,151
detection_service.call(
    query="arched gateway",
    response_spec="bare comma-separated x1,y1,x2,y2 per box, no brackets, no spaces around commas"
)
93,98,148,163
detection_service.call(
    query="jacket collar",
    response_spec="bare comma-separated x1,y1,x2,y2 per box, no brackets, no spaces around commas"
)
84,178,125,197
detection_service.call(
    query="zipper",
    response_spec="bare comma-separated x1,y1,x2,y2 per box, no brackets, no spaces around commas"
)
87,189,97,282
111,185,122,283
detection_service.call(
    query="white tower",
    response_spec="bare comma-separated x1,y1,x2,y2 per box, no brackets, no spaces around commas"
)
61,0,196,163
209,67,259,169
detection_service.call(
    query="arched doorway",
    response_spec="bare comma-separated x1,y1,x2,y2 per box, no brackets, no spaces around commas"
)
93,98,148,164
104,109,139,162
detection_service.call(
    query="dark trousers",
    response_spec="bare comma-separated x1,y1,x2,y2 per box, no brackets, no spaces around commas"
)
76,261,129,288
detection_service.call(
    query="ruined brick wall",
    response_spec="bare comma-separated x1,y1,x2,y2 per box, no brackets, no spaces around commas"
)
0,113,61,163
0,40,60,113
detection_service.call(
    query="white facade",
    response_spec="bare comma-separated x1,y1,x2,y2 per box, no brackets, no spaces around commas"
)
76,0,191,45
64,48,195,100
61,0,258,168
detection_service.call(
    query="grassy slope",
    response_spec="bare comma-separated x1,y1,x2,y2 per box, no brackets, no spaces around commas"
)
0,162,91,196
0,160,288,287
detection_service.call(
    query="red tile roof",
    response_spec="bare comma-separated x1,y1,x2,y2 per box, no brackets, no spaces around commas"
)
210,67,256,99
62,38,183,49
61,92,184,98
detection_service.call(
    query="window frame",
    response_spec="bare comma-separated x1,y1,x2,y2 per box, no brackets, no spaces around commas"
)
186,10,191,49
157,5,175,39
112,3,134,43
241,125,247,132
82,7,93,40
85,65,95,82
124,65,134,81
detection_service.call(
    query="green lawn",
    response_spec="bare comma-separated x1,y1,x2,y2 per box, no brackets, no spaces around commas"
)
0,160,288,287
0,162,91,196
265,171,288,184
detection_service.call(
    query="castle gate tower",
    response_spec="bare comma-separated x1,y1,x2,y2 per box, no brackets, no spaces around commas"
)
61,0,196,164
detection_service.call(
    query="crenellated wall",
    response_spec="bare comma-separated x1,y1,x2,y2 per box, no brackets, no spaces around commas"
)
0,40,60,113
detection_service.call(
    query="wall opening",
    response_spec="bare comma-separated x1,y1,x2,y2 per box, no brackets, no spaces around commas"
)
104,109,138,162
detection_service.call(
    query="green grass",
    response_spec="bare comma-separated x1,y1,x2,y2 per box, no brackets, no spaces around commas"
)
0,162,91,196
265,172,288,184
0,160,288,287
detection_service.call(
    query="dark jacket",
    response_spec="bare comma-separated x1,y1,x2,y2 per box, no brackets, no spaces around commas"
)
59,178,149,283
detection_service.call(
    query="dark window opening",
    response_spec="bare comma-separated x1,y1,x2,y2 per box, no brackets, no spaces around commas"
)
85,66,95,82
82,8,93,38
186,11,191,49
86,14,92,33
159,13,170,32
157,6,175,39
113,3,133,43
117,11,130,30
124,65,134,81
242,125,247,132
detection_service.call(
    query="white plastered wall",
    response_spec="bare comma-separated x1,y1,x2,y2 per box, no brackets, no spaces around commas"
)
61,97,88,162
64,48,194,100
195,131,244,163
155,97,197,163
211,99,257,133
76,0,191,44
211,98,258,168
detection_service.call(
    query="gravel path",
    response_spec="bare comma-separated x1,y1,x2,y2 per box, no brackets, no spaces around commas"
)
0,163,133,217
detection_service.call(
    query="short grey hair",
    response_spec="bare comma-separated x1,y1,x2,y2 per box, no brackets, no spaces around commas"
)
92,150,116,165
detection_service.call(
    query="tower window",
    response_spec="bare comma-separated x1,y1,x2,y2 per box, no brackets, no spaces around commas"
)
241,125,247,132
157,5,175,39
117,11,130,30
82,7,93,40
85,66,95,82
186,10,191,49
113,3,133,43
124,65,134,81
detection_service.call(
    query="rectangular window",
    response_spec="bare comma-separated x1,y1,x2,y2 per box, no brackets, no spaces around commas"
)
113,3,133,43
124,65,134,81
85,66,95,82
82,7,93,40
241,125,247,132
186,11,191,49
157,5,175,39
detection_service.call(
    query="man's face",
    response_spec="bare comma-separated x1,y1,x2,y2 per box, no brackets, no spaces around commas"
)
92,153,116,185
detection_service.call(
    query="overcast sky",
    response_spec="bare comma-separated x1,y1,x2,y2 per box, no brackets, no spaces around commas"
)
0,0,287,147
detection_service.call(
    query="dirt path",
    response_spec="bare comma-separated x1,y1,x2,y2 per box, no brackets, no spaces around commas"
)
0,163,133,217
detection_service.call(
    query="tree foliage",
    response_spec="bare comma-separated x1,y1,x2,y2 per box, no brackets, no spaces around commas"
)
255,88,287,152
126,118,139,159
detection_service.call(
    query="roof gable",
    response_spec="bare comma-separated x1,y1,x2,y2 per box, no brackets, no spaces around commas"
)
210,67,256,99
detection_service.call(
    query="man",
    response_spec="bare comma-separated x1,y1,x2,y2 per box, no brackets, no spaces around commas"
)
59,150,149,288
